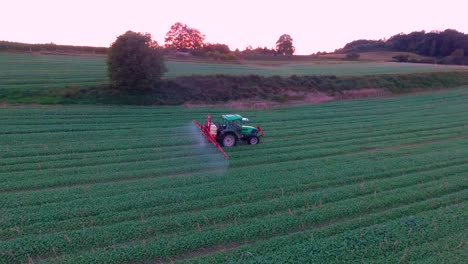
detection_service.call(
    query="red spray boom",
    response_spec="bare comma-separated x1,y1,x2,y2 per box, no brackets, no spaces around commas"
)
193,114,230,160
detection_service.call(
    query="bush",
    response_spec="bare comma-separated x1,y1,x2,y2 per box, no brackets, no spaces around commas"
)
107,31,166,93
392,55,410,62
440,49,465,65
345,53,360,60
206,51,238,61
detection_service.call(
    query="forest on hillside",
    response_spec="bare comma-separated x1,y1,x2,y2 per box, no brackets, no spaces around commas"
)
337,29,468,65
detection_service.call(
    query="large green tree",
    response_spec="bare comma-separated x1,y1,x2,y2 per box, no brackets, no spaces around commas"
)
107,31,166,92
164,22,205,52
276,34,295,56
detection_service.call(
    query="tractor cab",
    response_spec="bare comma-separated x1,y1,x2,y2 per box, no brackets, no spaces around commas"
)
220,114,243,130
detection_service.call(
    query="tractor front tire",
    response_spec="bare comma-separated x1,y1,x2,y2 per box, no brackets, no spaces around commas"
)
248,136,259,145
222,134,236,147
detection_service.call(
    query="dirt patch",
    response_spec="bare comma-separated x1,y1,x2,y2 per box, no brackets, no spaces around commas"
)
183,89,379,109
171,242,241,262
185,100,282,109
303,91,335,103
336,88,390,100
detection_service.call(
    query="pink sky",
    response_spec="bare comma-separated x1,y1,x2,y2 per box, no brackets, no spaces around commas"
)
1,0,467,55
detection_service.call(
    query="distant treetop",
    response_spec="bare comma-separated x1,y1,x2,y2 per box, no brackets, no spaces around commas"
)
276,34,295,56
164,22,205,52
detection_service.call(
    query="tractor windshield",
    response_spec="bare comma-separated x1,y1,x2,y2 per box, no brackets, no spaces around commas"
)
227,120,241,130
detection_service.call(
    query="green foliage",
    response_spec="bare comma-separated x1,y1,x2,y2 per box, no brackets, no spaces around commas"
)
206,51,237,61
276,34,295,56
240,46,277,58
337,39,386,53
164,22,206,53
202,43,231,54
0,89,467,263
107,31,166,92
441,49,466,65
339,29,468,65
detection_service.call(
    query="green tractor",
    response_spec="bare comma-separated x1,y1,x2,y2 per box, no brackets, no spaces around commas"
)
193,114,265,159
216,114,264,147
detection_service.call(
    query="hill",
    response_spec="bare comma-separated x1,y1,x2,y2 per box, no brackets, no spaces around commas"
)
335,29,468,65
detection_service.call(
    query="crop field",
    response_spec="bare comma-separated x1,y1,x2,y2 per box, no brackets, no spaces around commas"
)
2,53,468,93
166,61,468,77
0,88,467,263
0,53,108,91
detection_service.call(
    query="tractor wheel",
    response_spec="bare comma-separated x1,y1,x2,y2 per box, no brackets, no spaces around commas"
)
248,136,259,145
222,134,236,147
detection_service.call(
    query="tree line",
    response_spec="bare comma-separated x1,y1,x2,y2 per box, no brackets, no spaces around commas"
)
337,29,468,65
0,41,108,54
0,22,295,59
163,22,295,59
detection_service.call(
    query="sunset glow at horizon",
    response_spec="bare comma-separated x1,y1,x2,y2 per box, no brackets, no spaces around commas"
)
2,0,467,55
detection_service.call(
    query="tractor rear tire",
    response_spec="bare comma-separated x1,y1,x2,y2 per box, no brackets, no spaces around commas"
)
248,136,259,145
222,134,236,147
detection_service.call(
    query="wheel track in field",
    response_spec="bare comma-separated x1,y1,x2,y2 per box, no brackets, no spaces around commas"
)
1,90,464,124
150,196,468,264
1,108,466,163
1,99,462,127
1,104,465,142
0,108,464,156
34,190,467,264
1,99,464,154
1,149,463,215
1,130,465,186
1,158,465,238
1,122,465,178
3,156,463,231
1,147,463,205
163,205,467,264
217,205,467,264
3,119,466,165
2,134,464,192
1,133,465,193
1,95,465,136
11,176,467,257
363,231,467,263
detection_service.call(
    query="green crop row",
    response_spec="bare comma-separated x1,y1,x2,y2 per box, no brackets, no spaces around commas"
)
35,186,467,264
187,203,466,263
2,166,467,252
2,157,465,241
1,145,463,220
